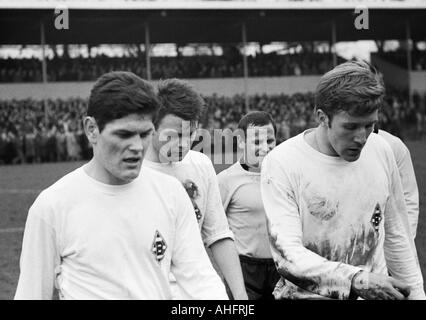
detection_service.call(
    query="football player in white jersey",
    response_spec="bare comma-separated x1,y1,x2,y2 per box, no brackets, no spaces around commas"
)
374,126,419,239
261,61,425,300
15,72,228,300
218,111,280,300
144,78,248,300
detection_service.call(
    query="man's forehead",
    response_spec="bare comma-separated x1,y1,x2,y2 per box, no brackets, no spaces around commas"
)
335,110,378,123
106,114,154,131
246,123,275,133
159,114,197,130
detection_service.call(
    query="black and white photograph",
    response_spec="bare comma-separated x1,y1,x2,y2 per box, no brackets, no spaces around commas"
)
0,0,425,304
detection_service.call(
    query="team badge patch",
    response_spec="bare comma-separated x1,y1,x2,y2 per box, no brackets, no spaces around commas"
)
370,203,382,232
182,180,202,221
152,230,167,263
194,205,202,221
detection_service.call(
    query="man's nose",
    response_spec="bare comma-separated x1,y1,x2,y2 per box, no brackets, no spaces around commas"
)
179,136,191,149
353,128,367,145
258,141,269,154
129,135,144,152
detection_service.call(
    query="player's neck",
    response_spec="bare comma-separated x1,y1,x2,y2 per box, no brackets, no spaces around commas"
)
84,158,128,185
144,143,161,163
240,156,261,173
306,127,338,157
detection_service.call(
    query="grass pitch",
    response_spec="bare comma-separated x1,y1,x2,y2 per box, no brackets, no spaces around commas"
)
1,140,425,300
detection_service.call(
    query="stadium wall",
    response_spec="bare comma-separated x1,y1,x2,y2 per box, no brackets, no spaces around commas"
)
371,55,409,91
410,72,426,94
0,76,321,99
371,55,426,94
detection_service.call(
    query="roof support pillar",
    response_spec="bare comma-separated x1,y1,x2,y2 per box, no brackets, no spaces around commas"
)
241,21,249,112
40,21,47,84
331,20,337,67
145,22,152,81
40,20,48,125
406,19,413,111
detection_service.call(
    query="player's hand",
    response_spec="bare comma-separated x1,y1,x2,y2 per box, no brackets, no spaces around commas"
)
351,271,411,300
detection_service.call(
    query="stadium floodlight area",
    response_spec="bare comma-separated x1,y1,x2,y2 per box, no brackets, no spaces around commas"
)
1,0,425,45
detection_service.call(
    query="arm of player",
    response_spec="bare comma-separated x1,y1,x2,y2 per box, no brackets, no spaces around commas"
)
397,147,419,239
217,171,230,212
170,184,229,300
260,154,362,300
383,157,425,300
14,195,60,300
210,238,248,300
217,170,231,212
203,164,247,300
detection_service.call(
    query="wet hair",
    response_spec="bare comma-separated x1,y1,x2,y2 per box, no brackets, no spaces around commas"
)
315,60,385,122
87,71,159,132
238,110,277,138
155,78,205,128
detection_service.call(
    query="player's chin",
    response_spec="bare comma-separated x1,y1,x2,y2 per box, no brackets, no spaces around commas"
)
342,152,361,162
256,155,267,166
121,165,142,180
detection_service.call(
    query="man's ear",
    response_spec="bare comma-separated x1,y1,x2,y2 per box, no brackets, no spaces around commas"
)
316,108,329,127
84,117,99,145
190,128,198,143
237,133,245,150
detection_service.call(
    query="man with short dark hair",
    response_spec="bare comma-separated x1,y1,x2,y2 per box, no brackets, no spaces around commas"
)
15,72,228,300
261,61,425,300
144,78,248,300
218,111,279,300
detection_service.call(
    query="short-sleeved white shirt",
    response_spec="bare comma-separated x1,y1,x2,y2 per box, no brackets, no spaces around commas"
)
218,161,272,259
143,150,234,247
15,165,228,300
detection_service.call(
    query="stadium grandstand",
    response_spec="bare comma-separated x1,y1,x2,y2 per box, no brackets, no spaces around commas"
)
0,0,425,164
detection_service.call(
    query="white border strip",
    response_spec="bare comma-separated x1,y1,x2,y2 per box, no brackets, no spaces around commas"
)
0,1,425,10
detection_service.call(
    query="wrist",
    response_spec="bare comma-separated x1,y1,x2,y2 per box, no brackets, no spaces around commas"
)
232,290,249,300
349,270,365,299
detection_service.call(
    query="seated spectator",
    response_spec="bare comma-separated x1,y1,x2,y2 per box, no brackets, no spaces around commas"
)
1,51,344,82
0,88,418,164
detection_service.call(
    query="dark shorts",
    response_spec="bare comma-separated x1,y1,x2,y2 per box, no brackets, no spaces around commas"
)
238,255,280,300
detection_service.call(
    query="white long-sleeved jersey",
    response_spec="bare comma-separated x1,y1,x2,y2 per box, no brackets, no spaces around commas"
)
260,130,425,300
378,130,419,238
15,165,228,300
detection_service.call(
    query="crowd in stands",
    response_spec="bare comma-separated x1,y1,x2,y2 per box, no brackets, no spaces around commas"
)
0,98,90,164
0,52,339,83
1,90,424,165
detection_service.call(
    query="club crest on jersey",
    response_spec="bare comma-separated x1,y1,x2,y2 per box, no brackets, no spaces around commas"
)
152,230,167,263
370,203,382,232
182,180,202,221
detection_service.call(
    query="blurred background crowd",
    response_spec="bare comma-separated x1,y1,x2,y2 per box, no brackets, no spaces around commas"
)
1,50,425,82
1,89,424,164
1,52,346,82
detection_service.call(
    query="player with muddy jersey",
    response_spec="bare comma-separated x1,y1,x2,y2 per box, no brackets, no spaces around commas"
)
261,61,425,300
143,78,248,300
